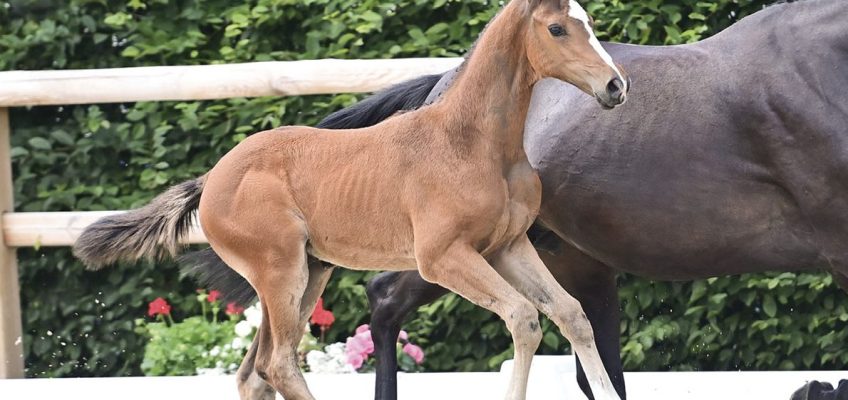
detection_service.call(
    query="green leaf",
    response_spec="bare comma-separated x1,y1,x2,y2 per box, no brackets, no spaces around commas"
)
763,295,777,318
50,130,74,145
28,137,52,150
9,147,29,158
104,12,131,27
121,46,141,58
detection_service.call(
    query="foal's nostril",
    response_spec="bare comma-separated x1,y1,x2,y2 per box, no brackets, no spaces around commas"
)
607,78,624,100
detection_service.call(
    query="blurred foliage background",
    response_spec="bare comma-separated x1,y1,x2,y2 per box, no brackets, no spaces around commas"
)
3,0,846,377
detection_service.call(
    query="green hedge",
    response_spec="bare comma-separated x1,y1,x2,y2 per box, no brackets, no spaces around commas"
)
5,0,845,378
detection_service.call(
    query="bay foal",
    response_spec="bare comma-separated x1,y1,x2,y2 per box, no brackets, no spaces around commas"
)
74,1,628,399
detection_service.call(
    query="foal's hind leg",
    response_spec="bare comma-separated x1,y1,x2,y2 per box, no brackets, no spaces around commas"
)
296,260,336,329
237,337,275,400
416,243,542,400
250,239,315,400
492,236,620,400
212,220,315,399
237,260,334,400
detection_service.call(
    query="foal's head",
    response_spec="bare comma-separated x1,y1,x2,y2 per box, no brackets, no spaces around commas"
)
524,0,629,108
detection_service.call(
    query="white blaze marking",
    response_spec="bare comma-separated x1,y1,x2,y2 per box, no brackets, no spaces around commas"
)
568,0,626,90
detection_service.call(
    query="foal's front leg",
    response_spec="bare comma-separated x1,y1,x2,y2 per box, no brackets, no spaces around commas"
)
540,243,626,399
416,242,543,400
492,236,621,400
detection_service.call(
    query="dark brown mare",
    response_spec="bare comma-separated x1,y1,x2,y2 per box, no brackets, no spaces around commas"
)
74,1,631,399
183,0,848,399
366,1,848,399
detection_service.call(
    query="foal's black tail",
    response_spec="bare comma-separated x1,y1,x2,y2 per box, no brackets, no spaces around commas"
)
180,72,445,305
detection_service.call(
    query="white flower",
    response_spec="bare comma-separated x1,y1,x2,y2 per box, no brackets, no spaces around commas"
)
244,303,262,328
306,350,328,371
210,346,221,357
231,337,246,350
235,320,253,338
325,342,346,358
306,343,355,374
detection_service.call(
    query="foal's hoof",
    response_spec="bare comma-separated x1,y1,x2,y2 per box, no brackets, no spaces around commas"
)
790,380,848,400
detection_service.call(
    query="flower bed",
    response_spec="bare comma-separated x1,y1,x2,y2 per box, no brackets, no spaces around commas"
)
136,291,425,376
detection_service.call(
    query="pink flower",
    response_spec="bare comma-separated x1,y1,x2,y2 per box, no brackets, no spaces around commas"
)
357,333,374,355
403,343,424,365
346,351,365,369
207,290,221,303
346,331,374,356
398,330,408,341
344,325,376,370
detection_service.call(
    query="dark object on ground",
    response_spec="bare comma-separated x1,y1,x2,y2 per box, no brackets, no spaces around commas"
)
791,380,848,400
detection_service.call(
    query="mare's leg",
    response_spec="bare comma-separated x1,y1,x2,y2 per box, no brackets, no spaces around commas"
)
491,236,620,400
416,243,542,400
366,272,449,400
539,242,625,399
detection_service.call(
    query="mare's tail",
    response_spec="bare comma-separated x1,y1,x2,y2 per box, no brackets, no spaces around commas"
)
180,73,445,305
73,176,205,270
316,73,443,129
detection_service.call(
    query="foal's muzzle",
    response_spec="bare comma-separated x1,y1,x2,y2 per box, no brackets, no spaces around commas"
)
595,77,628,109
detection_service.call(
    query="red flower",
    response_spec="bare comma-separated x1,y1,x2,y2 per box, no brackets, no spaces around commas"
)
225,302,245,315
147,297,171,317
310,297,335,328
207,290,221,303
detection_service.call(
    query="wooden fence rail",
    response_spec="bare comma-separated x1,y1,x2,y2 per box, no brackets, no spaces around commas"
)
0,58,462,107
0,57,462,378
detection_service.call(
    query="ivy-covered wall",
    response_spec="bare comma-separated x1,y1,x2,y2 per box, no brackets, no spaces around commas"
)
3,0,846,377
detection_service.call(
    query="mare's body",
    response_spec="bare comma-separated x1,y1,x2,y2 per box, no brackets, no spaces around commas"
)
342,1,848,399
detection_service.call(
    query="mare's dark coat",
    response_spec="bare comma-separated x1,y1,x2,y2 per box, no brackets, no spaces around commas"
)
369,1,848,398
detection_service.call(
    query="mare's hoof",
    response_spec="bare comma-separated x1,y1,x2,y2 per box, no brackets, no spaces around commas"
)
790,380,848,400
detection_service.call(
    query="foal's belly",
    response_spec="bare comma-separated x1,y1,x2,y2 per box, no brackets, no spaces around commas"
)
306,242,418,271
303,207,419,272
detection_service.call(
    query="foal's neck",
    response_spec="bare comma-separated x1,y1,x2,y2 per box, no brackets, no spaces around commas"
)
437,1,537,163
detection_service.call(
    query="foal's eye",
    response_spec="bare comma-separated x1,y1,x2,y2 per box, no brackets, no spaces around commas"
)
548,24,566,37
